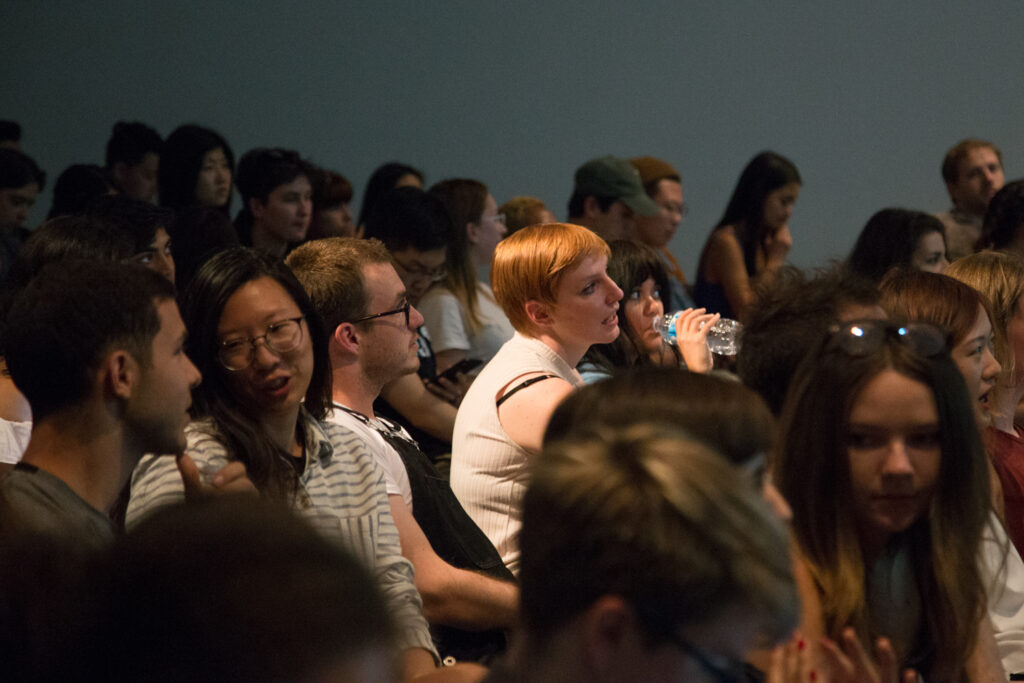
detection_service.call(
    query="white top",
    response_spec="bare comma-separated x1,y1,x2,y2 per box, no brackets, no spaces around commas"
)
418,282,514,362
0,418,30,464
450,332,583,575
327,403,413,508
982,513,1024,674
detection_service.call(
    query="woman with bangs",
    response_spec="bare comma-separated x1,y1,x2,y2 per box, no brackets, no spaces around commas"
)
578,240,717,383
450,223,622,575
774,319,1004,681
158,124,234,215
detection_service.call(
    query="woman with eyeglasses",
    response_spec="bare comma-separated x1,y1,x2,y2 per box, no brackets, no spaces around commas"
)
773,320,1004,681
126,248,443,679
420,179,514,375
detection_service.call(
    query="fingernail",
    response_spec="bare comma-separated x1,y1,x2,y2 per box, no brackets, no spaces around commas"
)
797,639,805,651
809,671,817,681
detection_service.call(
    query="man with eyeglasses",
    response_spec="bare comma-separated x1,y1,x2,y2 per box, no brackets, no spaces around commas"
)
287,237,517,665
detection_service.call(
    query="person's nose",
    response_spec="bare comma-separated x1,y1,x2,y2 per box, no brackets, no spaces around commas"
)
881,439,914,478
983,347,1002,384
410,305,425,329
606,278,623,304
187,357,202,389
251,338,282,369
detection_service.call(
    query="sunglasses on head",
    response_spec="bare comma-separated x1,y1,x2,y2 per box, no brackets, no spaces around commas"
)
827,320,947,358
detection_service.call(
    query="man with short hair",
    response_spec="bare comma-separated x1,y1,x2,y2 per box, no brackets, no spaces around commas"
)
235,147,313,257
630,155,695,310
0,261,201,547
105,120,163,204
0,148,45,282
288,237,517,664
567,155,661,242
937,138,1005,260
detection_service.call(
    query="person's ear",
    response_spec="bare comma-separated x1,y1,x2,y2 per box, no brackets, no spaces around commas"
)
111,161,129,189
583,195,603,218
332,322,361,355
579,595,641,673
466,220,481,245
101,349,139,400
524,299,553,329
249,196,266,221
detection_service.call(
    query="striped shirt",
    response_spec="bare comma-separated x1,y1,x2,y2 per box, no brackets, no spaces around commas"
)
127,412,437,659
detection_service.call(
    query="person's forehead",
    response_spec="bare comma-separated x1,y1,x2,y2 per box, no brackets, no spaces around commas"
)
395,246,445,266
961,146,1000,171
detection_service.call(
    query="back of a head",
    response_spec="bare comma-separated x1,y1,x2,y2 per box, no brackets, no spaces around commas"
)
87,497,397,682
545,366,774,467
159,124,233,209
357,161,424,228
0,121,21,149
105,120,162,169
500,196,551,236
5,260,174,421
737,264,879,415
520,423,796,647
47,164,113,220
491,222,609,334
85,194,173,253
847,208,946,283
0,148,45,192
363,186,451,253
167,205,240,295
982,179,1024,250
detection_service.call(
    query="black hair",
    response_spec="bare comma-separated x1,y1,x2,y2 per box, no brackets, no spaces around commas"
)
158,124,234,212
847,208,947,283
105,121,162,168
356,161,424,228
363,186,452,253
5,260,174,421
0,121,21,145
716,151,801,275
233,148,313,245
0,148,45,191
581,240,678,373
85,194,174,253
982,179,1024,251
46,164,113,220
180,247,331,500
566,191,617,219
167,205,240,297
736,264,879,416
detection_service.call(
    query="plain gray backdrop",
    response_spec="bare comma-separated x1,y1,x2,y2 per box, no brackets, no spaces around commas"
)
3,1,1022,278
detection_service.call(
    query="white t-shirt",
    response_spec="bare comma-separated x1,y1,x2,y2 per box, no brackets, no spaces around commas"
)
418,282,513,362
326,404,413,509
0,418,31,464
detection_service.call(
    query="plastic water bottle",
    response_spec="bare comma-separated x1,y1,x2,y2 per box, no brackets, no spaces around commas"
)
653,312,744,355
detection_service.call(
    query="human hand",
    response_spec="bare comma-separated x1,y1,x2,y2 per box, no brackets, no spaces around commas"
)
176,455,258,501
764,225,793,266
673,307,720,373
817,628,919,683
423,372,472,406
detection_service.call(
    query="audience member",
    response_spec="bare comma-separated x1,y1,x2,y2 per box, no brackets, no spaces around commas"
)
566,155,660,242
86,497,400,683
0,148,45,282
775,319,1004,680
0,261,199,548
578,239,715,382
498,196,555,237
490,423,796,682
981,179,1024,256
126,247,442,680
166,205,240,295
937,138,1004,260
158,123,234,214
737,264,881,415
451,223,621,574
0,121,21,151
288,237,517,664
308,166,357,239
424,178,514,373
86,194,176,283
46,163,115,220
357,161,424,231
694,151,800,320
104,120,162,203
630,155,695,309
848,208,949,282
364,186,465,461
234,147,313,256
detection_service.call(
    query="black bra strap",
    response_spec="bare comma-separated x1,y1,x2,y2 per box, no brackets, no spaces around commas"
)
496,374,560,408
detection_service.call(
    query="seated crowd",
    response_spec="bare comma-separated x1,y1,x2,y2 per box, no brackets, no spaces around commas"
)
1,119,1023,682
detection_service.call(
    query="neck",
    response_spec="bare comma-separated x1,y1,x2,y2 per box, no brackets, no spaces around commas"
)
331,362,381,419
251,222,288,257
20,407,138,514
261,404,302,455
529,331,586,368
990,381,1024,434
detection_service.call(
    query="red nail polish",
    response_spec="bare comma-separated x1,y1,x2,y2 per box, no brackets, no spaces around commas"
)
798,639,806,651
809,671,817,681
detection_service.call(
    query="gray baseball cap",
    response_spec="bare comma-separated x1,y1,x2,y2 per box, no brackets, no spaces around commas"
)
574,156,661,217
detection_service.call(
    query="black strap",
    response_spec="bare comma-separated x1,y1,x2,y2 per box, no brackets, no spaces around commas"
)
496,374,560,408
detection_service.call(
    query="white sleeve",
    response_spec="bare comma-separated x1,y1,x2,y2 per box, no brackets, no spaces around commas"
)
981,512,1024,675
417,288,470,354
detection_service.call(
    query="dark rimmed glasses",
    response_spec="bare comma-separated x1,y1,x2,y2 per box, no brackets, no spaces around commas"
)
350,301,411,327
827,320,947,358
218,316,305,371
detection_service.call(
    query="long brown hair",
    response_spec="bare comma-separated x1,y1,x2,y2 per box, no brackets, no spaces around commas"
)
429,178,488,333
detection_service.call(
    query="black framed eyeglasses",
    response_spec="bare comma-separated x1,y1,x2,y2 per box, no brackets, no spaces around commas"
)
350,301,411,327
827,320,947,358
666,634,747,683
218,316,305,371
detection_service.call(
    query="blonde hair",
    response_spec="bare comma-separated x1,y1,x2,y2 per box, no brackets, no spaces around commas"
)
491,222,609,334
946,251,1024,380
499,196,551,236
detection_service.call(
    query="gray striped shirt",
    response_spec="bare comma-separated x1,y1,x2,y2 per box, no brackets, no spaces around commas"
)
127,413,437,659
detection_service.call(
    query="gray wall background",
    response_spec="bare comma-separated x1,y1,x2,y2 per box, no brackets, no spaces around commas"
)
3,1,1022,278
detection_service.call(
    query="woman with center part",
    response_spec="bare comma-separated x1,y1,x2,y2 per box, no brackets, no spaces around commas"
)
450,223,622,575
